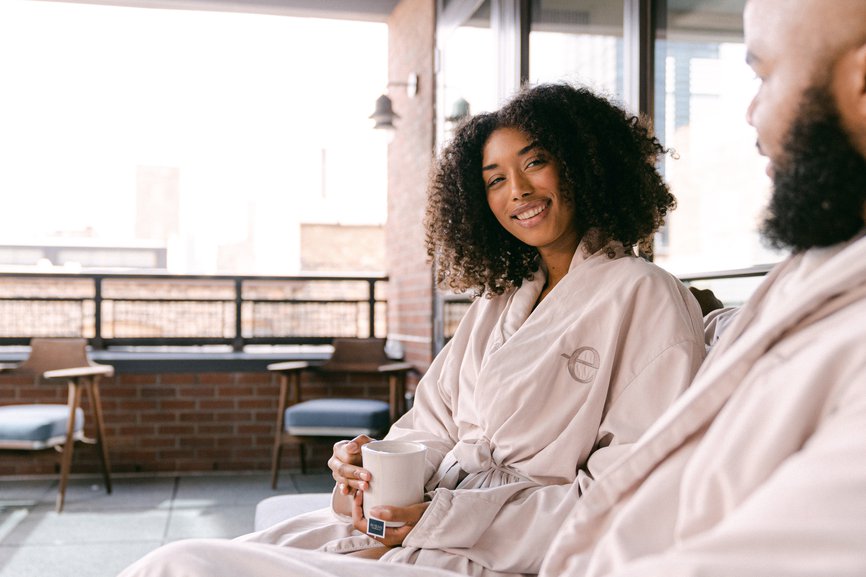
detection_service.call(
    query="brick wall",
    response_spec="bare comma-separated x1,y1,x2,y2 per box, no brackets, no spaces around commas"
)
385,0,437,375
0,370,390,476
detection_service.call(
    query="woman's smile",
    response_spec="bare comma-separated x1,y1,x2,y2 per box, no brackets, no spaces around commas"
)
511,199,551,227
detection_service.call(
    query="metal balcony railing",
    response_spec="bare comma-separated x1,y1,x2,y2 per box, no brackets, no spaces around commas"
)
0,271,388,351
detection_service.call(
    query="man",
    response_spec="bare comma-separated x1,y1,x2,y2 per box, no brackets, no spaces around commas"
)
539,0,866,574
119,1,866,575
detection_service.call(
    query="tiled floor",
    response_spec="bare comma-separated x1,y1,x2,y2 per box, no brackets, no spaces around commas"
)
0,472,333,577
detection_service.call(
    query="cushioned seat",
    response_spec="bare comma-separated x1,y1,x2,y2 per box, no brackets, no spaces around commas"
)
284,398,390,437
0,405,85,450
254,493,332,531
267,338,414,486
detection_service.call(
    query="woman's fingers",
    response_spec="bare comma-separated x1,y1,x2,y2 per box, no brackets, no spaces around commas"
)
353,502,429,547
329,437,374,492
334,435,373,464
369,502,429,527
351,490,367,533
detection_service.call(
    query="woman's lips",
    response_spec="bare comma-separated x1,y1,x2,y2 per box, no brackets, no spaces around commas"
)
511,200,550,227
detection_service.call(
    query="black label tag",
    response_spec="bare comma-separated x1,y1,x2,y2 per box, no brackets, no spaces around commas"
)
366,516,386,538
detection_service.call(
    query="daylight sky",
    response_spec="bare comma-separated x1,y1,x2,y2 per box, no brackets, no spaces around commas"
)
0,0,389,271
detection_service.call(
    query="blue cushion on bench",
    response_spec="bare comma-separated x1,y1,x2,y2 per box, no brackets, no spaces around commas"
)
284,398,389,436
0,404,84,449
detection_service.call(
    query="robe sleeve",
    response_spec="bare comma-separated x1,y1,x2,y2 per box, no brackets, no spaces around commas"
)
599,381,866,577
385,338,461,480
403,339,705,574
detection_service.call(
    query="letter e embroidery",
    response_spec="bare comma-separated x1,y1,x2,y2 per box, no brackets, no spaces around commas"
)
561,347,600,383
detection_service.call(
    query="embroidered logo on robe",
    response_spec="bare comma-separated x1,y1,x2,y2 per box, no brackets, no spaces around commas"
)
561,347,600,383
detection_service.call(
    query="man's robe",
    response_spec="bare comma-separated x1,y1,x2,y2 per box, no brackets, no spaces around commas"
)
539,232,866,577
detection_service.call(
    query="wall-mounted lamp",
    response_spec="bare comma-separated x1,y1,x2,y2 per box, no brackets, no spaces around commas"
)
370,73,419,130
370,95,399,130
446,97,471,123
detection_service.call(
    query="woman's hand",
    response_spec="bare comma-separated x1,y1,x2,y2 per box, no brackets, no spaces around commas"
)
351,490,430,547
329,435,374,494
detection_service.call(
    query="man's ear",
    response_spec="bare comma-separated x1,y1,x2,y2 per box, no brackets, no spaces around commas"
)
841,42,866,121
834,42,866,158
854,43,866,118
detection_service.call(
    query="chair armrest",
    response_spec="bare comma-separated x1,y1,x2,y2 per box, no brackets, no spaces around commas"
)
43,365,114,380
267,361,311,373
377,362,414,374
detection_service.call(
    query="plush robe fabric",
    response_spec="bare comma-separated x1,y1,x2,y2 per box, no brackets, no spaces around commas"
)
118,241,705,577
538,231,866,577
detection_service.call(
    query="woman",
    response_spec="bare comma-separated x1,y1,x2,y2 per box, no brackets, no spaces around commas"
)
119,84,705,577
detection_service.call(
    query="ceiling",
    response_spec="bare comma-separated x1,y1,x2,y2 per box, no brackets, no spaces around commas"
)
37,0,401,21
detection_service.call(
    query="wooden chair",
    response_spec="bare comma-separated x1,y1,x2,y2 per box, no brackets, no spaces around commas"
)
267,337,413,488
0,338,114,512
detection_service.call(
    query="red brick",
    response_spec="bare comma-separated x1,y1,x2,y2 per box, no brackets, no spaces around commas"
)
217,385,256,397
199,399,235,410
197,373,236,385
158,424,196,435
158,373,199,385
236,373,271,385
197,424,235,435
117,374,158,385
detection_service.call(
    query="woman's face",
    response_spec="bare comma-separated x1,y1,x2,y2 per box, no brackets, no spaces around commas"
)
482,127,579,255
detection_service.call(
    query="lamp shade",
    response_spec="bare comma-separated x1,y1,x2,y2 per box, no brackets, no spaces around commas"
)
446,97,470,122
370,94,399,129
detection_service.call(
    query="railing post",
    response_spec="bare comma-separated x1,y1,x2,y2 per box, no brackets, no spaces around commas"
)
93,276,104,350
368,279,376,338
233,278,243,352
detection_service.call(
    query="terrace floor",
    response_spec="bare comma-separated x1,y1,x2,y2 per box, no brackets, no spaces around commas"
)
0,471,334,577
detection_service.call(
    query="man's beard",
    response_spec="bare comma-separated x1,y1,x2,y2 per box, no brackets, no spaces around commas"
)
760,84,866,252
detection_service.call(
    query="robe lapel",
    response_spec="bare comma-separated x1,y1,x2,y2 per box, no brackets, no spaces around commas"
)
498,269,545,343
496,240,612,345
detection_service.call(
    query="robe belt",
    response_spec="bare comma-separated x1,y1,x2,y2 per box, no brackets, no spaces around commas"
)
426,439,531,491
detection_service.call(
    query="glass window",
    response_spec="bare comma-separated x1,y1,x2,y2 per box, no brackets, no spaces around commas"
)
0,1,388,275
438,1,497,139
652,0,783,281
529,0,624,101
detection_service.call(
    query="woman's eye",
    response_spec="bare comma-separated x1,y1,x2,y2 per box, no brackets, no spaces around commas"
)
526,156,546,169
487,176,504,188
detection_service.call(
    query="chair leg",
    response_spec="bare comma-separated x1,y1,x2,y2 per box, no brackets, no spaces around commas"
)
271,442,283,490
299,442,307,474
86,377,112,494
57,383,82,513
271,374,290,489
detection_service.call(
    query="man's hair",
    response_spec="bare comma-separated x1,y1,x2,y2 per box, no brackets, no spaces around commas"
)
424,83,675,296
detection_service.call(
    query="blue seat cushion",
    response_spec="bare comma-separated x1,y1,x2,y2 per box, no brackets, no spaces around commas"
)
284,398,390,434
0,404,84,449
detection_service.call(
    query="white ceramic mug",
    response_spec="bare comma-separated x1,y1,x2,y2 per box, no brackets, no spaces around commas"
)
361,440,427,527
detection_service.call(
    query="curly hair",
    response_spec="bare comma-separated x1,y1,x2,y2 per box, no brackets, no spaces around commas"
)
425,83,675,296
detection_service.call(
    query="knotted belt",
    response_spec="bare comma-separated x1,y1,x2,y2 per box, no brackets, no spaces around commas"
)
426,438,532,491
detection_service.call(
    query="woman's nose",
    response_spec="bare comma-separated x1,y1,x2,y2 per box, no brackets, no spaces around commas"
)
510,173,532,200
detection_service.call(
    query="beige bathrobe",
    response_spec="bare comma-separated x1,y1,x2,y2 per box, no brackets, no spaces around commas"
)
239,241,705,577
117,241,705,577
538,232,866,577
